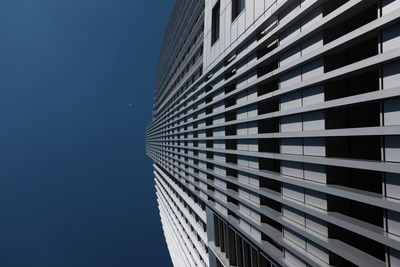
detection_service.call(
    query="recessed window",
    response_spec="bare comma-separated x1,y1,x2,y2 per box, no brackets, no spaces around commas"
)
232,0,245,21
211,1,220,45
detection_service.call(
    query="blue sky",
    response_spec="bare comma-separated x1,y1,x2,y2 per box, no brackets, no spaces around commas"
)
0,0,174,266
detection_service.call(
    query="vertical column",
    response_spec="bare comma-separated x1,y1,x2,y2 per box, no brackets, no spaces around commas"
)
381,1,400,265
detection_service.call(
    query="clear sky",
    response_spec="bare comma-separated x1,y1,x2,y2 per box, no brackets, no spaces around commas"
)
0,0,174,266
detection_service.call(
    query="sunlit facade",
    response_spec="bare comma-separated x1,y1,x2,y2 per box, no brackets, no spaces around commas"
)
147,0,400,266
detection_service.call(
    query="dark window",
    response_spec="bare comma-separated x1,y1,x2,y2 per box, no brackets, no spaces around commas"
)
212,214,278,267
232,0,245,21
211,1,220,45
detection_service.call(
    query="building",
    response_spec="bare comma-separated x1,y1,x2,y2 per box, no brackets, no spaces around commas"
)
146,0,400,266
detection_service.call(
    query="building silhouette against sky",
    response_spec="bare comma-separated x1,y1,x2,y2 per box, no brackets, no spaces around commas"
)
146,0,400,266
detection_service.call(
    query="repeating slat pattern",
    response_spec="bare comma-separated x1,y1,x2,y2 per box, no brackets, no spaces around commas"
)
147,0,400,266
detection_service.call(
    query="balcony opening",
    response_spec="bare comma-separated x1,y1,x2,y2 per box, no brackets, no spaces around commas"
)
226,168,238,178
257,60,278,77
325,103,380,129
327,166,382,194
227,196,239,208
322,0,349,16
328,196,383,227
328,223,385,262
325,36,378,72
225,97,236,108
225,83,236,94
259,158,280,172
226,125,237,136
257,40,278,59
259,138,279,153
208,196,215,202
261,195,281,213
226,139,237,150
261,232,283,252
206,140,213,148
260,177,281,193
225,69,236,80
227,182,238,192
226,154,237,164
261,214,282,232
258,118,279,133
326,136,381,161
258,99,279,115
329,253,357,267
325,69,379,101
323,2,377,44
225,111,236,122
258,79,278,96
208,184,215,192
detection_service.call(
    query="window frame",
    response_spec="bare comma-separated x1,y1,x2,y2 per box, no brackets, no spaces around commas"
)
232,0,245,22
211,0,221,46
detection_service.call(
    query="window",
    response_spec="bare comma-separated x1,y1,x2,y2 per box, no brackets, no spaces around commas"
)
232,0,245,21
211,1,220,45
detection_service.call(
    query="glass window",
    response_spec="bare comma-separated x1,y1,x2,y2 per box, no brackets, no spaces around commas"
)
232,0,245,21
211,1,220,45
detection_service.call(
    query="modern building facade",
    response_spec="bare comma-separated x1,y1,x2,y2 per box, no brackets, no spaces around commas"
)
146,0,400,266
